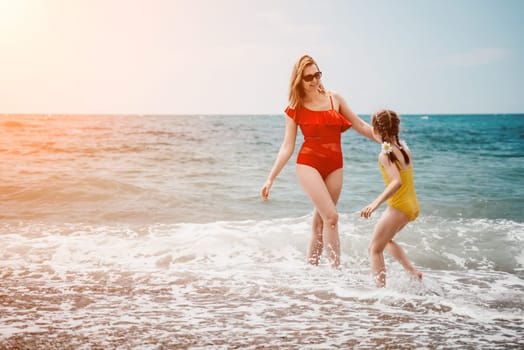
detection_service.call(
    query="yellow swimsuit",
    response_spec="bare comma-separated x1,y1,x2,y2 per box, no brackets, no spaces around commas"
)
379,161,420,221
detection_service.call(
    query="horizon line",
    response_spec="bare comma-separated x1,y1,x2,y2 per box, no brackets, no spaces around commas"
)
1,112,524,117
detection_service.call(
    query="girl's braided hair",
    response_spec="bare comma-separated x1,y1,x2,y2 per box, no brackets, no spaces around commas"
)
372,109,410,165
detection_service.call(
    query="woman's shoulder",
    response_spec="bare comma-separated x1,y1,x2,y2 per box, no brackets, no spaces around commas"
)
329,91,349,109
329,90,342,101
284,105,297,119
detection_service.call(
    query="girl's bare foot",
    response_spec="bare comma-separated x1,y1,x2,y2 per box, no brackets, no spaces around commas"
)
410,269,423,281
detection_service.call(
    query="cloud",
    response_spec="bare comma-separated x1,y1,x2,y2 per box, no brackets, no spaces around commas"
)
439,48,510,67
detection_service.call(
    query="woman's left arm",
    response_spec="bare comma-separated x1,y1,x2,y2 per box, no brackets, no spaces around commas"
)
333,91,378,143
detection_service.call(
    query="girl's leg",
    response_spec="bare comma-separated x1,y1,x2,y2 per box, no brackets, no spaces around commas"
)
368,207,408,287
386,240,423,280
296,165,343,268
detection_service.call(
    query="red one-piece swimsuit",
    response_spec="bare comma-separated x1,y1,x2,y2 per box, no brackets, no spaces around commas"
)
285,95,352,179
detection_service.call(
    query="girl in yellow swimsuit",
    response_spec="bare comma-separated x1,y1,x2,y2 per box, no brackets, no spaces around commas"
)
360,110,422,287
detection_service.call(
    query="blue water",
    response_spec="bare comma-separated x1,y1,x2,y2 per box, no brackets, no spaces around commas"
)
0,114,523,348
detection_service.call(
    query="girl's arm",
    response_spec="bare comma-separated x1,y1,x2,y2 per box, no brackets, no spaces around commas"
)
360,154,402,218
260,116,298,201
333,91,378,143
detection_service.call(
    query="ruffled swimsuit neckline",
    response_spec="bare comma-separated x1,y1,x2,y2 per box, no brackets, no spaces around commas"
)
285,95,352,132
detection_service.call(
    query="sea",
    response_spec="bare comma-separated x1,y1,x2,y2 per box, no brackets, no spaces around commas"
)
0,113,523,349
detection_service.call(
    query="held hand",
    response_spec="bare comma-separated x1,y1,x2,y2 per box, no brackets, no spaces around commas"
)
260,180,273,201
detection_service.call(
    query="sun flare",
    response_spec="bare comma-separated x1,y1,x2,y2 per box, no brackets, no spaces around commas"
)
0,1,26,26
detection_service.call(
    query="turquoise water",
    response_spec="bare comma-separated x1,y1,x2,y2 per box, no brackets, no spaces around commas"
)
344,114,524,221
0,114,523,348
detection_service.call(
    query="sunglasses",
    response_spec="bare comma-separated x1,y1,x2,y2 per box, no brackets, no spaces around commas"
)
302,71,322,82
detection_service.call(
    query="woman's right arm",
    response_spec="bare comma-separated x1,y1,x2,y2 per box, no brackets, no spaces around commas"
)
334,92,379,143
260,116,298,201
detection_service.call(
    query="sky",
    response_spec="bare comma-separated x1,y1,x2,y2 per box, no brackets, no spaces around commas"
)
0,0,523,115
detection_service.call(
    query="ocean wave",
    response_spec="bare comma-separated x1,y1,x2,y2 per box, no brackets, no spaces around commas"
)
0,218,522,348
0,215,522,274
0,176,147,204
1,121,34,129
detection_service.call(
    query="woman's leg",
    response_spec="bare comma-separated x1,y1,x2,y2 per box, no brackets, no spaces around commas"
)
368,207,408,287
307,209,323,265
297,165,343,268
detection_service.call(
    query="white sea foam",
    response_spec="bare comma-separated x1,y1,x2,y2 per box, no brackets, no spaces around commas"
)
0,216,523,348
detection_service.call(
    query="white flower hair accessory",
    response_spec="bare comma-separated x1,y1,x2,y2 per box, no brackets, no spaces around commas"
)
381,141,393,155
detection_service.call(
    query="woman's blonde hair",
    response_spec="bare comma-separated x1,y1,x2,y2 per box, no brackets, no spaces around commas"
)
288,55,326,108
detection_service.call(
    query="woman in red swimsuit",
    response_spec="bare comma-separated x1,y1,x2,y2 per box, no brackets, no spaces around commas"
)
261,55,376,268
